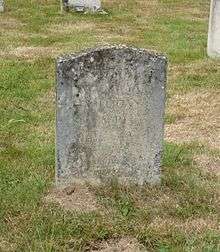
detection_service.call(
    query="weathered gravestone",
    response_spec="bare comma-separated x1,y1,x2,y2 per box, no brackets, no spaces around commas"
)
0,0,4,12
208,0,220,57
56,46,167,185
62,0,101,12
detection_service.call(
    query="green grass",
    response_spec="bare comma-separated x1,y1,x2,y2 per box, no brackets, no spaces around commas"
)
0,0,220,251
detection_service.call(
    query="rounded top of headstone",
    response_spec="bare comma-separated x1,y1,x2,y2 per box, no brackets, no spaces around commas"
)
57,45,167,66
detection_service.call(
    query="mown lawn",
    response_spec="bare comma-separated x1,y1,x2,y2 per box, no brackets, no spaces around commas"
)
0,0,220,251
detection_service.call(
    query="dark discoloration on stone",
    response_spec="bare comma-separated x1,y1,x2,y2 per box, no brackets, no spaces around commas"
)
56,45,167,185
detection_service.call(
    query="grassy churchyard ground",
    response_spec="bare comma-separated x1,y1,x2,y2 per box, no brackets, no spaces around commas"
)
0,0,220,251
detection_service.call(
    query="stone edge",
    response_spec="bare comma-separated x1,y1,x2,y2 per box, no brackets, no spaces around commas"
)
56,45,168,66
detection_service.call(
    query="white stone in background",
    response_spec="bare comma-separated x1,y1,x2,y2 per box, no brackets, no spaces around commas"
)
68,0,101,12
0,0,4,12
208,0,220,57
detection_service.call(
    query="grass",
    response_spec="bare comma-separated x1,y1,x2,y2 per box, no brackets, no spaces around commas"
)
0,0,220,251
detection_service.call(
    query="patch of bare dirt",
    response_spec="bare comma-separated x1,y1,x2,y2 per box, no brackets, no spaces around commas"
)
165,90,220,149
89,238,145,252
45,183,99,212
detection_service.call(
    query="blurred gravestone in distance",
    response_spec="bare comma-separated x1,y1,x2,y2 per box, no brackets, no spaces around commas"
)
0,0,4,12
208,0,220,57
56,46,167,186
63,0,101,12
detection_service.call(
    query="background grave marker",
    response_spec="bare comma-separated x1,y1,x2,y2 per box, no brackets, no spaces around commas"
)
0,0,4,12
62,0,101,12
208,0,220,57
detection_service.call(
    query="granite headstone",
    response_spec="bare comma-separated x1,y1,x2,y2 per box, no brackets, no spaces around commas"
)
56,46,167,185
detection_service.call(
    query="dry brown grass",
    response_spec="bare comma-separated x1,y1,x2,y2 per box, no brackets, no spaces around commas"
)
149,216,219,236
47,21,97,35
194,154,220,176
170,60,220,83
0,238,16,252
89,238,145,252
0,46,61,59
0,17,24,30
165,90,220,149
181,217,220,234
